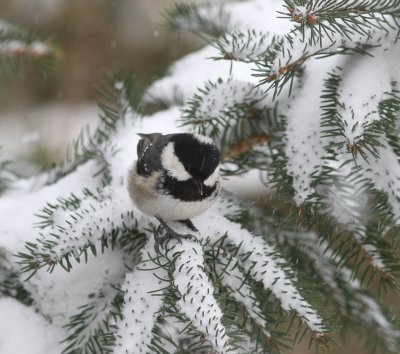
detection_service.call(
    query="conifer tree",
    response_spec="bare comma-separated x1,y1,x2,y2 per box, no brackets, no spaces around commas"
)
0,19,58,75
1,1,400,353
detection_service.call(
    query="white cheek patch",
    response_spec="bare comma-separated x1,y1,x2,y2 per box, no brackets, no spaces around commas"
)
193,134,214,145
204,165,220,187
161,142,191,181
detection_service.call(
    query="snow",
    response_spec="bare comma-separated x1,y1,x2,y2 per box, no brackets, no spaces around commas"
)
0,103,98,166
27,247,128,325
144,0,400,210
217,30,271,61
172,3,235,34
145,0,291,106
32,186,141,263
0,94,326,352
192,77,265,121
274,229,399,350
285,56,338,204
321,160,387,271
0,298,63,354
358,141,400,220
145,45,254,106
195,209,325,333
115,242,167,354
169,239,233,353
337,46,392,145
293,6,309,19
215,252,271,338
0,161,100,253
228,0,292,34
1,0,399,352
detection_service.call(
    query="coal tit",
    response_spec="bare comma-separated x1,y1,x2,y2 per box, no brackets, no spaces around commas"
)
128,133,221,249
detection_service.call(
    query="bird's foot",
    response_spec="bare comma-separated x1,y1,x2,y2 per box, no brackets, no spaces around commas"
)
154,217,196,253
178,219,199,233
154,231,193,254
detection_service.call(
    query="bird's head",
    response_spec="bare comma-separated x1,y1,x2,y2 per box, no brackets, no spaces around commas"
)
160,133,220,194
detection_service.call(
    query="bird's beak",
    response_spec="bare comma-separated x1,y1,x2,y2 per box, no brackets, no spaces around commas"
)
194,180,204,196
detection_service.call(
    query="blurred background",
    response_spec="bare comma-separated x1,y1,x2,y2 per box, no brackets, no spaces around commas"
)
0,0,198,174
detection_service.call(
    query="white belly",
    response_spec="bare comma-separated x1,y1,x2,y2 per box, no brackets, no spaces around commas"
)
128,164,220,220
141,192,217,220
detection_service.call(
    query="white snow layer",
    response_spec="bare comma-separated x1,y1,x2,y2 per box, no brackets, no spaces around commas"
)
0,297,63,354
114,242,167,354
0,100,325,353
192,77,265,121
169,239,233,353
285,56,337,204
217,30,271,61
196,210,325,333
215,252,271,338
1,0,398,352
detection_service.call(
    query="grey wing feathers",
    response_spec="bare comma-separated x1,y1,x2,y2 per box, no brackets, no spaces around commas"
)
137,133,162,159
136,133,169,176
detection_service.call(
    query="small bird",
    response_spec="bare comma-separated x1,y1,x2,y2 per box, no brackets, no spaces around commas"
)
128,132,221,250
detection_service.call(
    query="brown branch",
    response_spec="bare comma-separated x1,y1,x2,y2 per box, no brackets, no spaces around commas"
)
223,52,237,60
0,42,61,60
221,133,269,161
266,56,307,82
288,7,318,24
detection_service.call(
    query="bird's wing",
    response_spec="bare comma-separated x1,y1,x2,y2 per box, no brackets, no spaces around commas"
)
136,133,168,176
136,133,162,160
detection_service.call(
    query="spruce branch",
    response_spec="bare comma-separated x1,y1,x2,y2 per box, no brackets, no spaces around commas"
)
16,187,147,274
220,133,269,161
320,66,399,163
200,210,327,336
318,71,400,275
111,202,329,353
319,72,400,222
357,141,400,222
0,21,60,75
114,244,168,354
210,251,273,344
311,156,399,282
213,29,271,62
243,189,400,348
280,0,400,46
164,2,233,38
165,239,234,353
181,78,266,143
323,176,395,279
154,295,219,354
181,77,276,174
147,318,184,354
62,289,123,354
4,1,400,351
268,152,400,288
270,227,400,351
0,248,31,304
252,32,370,98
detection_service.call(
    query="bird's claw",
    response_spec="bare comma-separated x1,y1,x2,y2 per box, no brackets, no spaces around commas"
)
154,231,195,253
154,233,169,254
153,217,199,254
